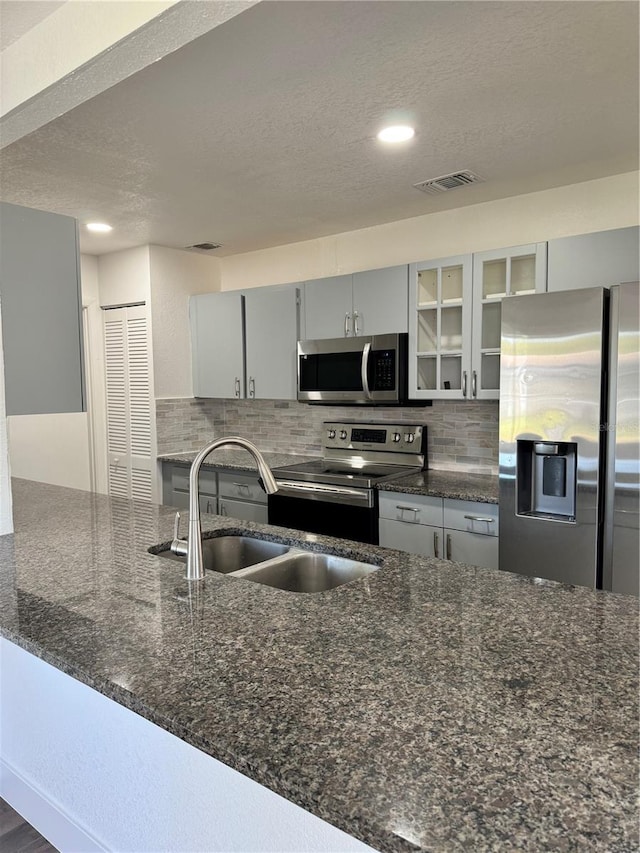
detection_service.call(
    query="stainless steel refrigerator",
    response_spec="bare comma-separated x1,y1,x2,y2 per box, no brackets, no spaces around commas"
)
499,283,639,594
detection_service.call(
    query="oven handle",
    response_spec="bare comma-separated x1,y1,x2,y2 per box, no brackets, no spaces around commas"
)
274,480,374,508
361,342,373,401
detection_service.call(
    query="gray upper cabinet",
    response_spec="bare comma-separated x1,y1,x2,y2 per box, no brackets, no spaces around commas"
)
303,274,353,339
547,226,639,292
190,285,300,400
190,291,244,398
0,201,84,415
245,287,300,400
304,265,408,339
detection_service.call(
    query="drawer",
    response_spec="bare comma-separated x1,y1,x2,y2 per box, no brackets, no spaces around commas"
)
443,499,499,537
444,528,499,569
218,471,266,504
169,464,217,496
378,491,443,527
218,498,268,523
379,518,441,558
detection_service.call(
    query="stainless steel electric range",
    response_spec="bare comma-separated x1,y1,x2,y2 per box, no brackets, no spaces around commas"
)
268,421,427,544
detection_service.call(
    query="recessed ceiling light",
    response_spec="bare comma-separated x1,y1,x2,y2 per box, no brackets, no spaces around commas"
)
86,222,113,233
377,125,415,143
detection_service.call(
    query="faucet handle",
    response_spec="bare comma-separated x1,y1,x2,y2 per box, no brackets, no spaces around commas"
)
170,511,188,557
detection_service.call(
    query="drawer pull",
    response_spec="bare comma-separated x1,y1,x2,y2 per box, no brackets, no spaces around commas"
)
232,482,251,492
463,514,495,524
396,505,420,521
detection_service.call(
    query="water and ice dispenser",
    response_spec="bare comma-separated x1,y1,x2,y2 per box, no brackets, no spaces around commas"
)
516,440,577,521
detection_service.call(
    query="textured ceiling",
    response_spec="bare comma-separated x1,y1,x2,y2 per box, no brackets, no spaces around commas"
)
0,0,638,256
0,0,66,50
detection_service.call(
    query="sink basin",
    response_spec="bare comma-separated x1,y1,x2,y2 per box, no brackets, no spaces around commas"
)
152,535,290,574
232,551,378,593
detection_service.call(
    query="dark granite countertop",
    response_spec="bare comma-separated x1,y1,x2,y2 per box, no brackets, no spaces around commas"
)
2,479,637,852
159,451,498,504
158,448,319,471
381,470,499,504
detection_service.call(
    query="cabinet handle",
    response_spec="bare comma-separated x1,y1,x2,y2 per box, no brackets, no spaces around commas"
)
472,370,477,398
464,514,495,524
344,312,352,337
396,505,419,522
206,499,214,514
462,371,468,398
446,533,452,560
234,377,241,398
249,377,255,398
433,531,439,558
219,500,226,516
353,311,360,336
232,482,250,493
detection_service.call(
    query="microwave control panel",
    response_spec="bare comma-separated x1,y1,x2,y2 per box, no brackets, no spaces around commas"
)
371,349,396,390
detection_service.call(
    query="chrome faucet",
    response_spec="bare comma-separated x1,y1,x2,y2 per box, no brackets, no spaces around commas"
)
171,436,279,581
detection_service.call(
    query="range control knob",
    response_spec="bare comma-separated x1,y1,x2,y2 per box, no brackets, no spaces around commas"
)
339,430,348,440
404,433,415,444
327,429,336,439
392,432,401,443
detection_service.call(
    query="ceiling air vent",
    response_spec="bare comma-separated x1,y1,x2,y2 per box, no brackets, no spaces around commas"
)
413,170,484,195
186,242,222,251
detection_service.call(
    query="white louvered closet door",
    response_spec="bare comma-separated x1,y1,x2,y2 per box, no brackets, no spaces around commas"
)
104,305,153,501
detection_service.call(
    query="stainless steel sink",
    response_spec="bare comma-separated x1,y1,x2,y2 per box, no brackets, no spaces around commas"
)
232,551,379,593
152,535,290,574
151,534,378,592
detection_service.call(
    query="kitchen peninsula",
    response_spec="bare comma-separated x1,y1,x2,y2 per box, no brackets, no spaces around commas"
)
1,478,638,852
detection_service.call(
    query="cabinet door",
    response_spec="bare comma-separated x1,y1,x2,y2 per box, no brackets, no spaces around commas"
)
547,227,639,292
378,518,441,558
352,265,409,336
408,255,473,400
471,243,546,400
0,202,84,415
245,287,299,400
444,528,499,569
303,275,353,339
190,292,244,398
218,498,268,523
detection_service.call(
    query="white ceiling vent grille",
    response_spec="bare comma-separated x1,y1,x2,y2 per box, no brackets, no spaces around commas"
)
187,242,222,251
413,170,484,195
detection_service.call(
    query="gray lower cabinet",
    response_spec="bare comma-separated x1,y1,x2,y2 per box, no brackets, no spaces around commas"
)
162,463,267,522
0,201,84,415
218,470,268,523
162,462,217,513
378,491,499,569
304,265,409,339
547,226,639,292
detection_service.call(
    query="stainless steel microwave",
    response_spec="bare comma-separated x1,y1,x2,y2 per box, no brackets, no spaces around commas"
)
297,333,408,404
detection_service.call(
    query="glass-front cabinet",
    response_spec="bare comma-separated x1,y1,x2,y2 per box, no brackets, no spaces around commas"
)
409,243,547,401
409,254,473,399
471,243,547,399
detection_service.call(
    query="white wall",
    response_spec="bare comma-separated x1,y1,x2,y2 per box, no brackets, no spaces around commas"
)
5,256,111,493
149,245,221,398
220,172,640,290
0,302,13,535
98,245,151,307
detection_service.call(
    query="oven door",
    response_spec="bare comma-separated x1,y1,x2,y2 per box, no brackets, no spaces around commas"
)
268,481,379,544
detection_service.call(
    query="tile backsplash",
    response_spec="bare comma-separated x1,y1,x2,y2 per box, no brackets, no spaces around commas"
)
156,398,499,473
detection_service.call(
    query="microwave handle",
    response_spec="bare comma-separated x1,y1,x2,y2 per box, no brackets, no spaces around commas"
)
361,342,373,400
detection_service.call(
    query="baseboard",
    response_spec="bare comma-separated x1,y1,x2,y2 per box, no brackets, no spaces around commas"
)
0,759,106,852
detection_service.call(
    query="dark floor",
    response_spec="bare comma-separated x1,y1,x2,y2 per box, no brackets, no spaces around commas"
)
0,799,59,853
